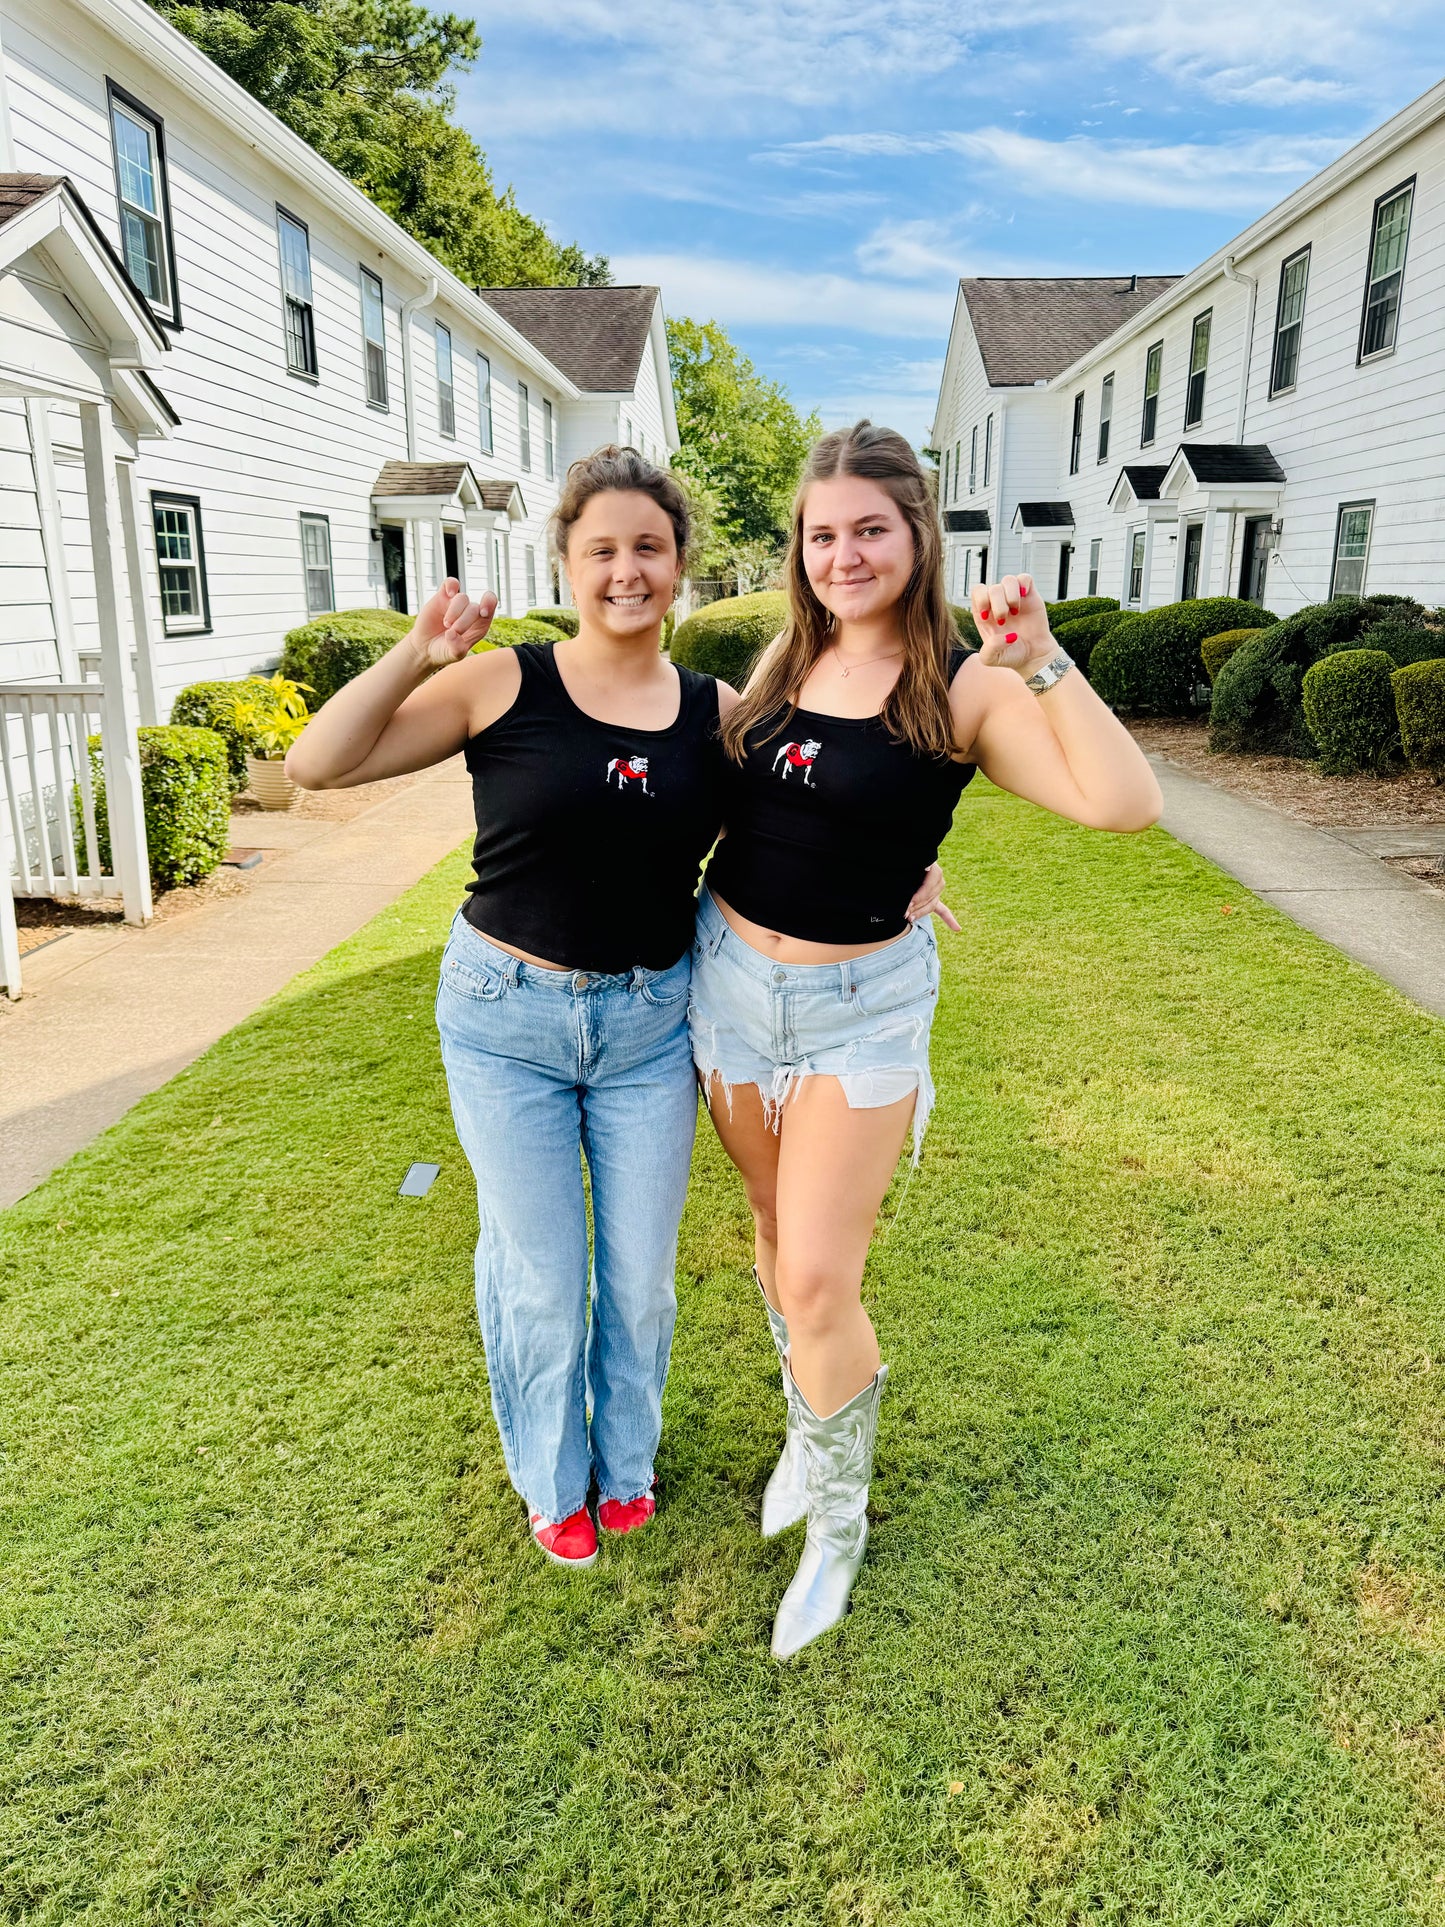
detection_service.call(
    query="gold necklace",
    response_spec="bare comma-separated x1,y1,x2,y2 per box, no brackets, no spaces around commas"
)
831,642,903,678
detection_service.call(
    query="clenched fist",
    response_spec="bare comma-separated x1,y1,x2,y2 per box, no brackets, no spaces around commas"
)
407,577,499,669
969,574,1056,678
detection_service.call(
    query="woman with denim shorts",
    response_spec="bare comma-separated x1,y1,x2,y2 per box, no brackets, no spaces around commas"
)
691,421,1164,1657
286,442,950,1574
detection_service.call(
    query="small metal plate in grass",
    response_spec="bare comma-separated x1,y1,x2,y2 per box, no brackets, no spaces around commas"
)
399,1162,441,1197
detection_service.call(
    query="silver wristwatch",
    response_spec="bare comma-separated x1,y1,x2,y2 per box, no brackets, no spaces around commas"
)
1024,649,1075,694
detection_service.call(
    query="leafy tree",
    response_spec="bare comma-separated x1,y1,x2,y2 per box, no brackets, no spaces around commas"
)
668,317,820,583
155,0,608,286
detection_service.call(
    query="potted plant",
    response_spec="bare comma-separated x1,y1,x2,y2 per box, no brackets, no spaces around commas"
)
228,673,312,810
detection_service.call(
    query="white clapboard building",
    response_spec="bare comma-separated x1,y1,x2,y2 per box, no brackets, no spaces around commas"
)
0,0,677,979
0,0,677,706
932,78,1445,618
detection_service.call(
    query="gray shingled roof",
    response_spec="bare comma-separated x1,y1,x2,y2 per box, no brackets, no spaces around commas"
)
477,286,658,392
1175,443,1286,485
373,461,473,498
477,480,525,514
1015,501,1075,529
962,277,1181,387
0,173,63,228
944,508,991,533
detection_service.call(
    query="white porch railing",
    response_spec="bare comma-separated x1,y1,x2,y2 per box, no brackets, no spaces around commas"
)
0,681,129,999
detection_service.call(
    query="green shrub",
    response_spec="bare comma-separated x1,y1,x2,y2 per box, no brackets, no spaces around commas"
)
1045,595,1118,630
1392,659,1445,778
949,605,981,648
1092,597,1276,715
670,592,789,685
169,678,272,791
662,607,677,651
1210,595,1418,756
480,615,574,650
1301,651,1400,775
83,726,231,892
1350,617,1445,668
279,609,412,695
1052,608,1126,677
1200,629,1260,683
527,606,579,636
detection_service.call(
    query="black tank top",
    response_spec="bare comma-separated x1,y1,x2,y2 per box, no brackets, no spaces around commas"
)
463,645,725,972
705,647,976,943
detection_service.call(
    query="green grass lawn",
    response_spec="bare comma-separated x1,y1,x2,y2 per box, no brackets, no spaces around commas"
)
6,782,1445,1923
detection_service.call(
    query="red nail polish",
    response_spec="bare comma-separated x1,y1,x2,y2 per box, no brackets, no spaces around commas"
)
1005,632,1018,643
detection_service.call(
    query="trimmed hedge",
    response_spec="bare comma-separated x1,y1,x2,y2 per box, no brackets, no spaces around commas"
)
1350,616,1445,668
1092,597,1276,715
481,615,575,650
1301,650,1399,775
1392,659,1445,778
1210,594,1418,756
527,606,579,636
1051,608,1126,677
949,604,981,648
670,592,789,685
84,725,231,891
1201,629,1260,684
169,678,272,791
1045,595,1118,630
279,609,412,701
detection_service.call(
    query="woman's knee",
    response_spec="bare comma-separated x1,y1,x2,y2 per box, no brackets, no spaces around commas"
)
747,1188,779,1248
773,1254,860,1334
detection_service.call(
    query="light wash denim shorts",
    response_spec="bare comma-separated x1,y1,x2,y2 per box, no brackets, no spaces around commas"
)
688,886,941,1164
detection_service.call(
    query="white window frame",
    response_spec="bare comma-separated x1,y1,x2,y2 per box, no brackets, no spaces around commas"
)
477,354,494,455
519,381,532,470
941,448,950,506
1329,500,1374,598
435,322,455,438
982,413,993,489
543,397,556,480
1358,180,1414,364
1068,392,1083,475
1087,536,1101,598
151,493,210,635
107,82,179,324
1184,310,1211,429
276,207,317,379
1127,528,1146,605
968,425,978,493
1097,374,1114,464
1269,247,1310,397
299,513,334,616
359,266,388,410
952,440,960,503
525,544,538,605
1140,341,1162,446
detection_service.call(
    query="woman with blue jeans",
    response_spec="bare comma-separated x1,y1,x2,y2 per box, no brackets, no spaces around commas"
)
287,443,948,1571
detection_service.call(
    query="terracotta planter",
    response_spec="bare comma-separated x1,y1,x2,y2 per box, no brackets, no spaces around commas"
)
246,753,298,811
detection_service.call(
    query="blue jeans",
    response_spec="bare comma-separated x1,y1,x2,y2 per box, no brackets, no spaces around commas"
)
435,911,698,1523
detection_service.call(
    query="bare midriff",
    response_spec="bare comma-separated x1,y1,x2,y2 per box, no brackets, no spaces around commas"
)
470,927,570,970
708,891,911,967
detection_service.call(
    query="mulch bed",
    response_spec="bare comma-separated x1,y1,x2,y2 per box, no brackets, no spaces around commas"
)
1127,718,1445,828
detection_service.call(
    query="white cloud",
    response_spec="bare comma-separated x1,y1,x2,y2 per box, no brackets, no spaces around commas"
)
764,126,1346,209
609,252,958,338
855,219,968,282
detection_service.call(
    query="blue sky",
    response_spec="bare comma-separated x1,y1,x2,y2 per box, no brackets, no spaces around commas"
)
457,3,1445,447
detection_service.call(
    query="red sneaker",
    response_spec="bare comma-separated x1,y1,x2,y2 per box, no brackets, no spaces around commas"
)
529,1505,598,1568
598,1485,657,1535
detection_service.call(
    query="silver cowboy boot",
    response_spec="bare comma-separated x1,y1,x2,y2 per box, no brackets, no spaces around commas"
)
755,1268,807,1538
770,1361,889,1661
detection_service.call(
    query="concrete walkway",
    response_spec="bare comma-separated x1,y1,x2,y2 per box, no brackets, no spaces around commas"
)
1150,754,1445,1021
0,759,473,1208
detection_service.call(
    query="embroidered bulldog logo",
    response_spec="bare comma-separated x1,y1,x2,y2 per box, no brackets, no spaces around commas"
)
606,755,653,795
773,739,821,786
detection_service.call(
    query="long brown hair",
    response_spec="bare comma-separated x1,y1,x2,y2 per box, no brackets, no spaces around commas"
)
721,420,958,761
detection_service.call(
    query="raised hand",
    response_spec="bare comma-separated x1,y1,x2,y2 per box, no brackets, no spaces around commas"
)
969,574,1055,677
407,577,499,669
